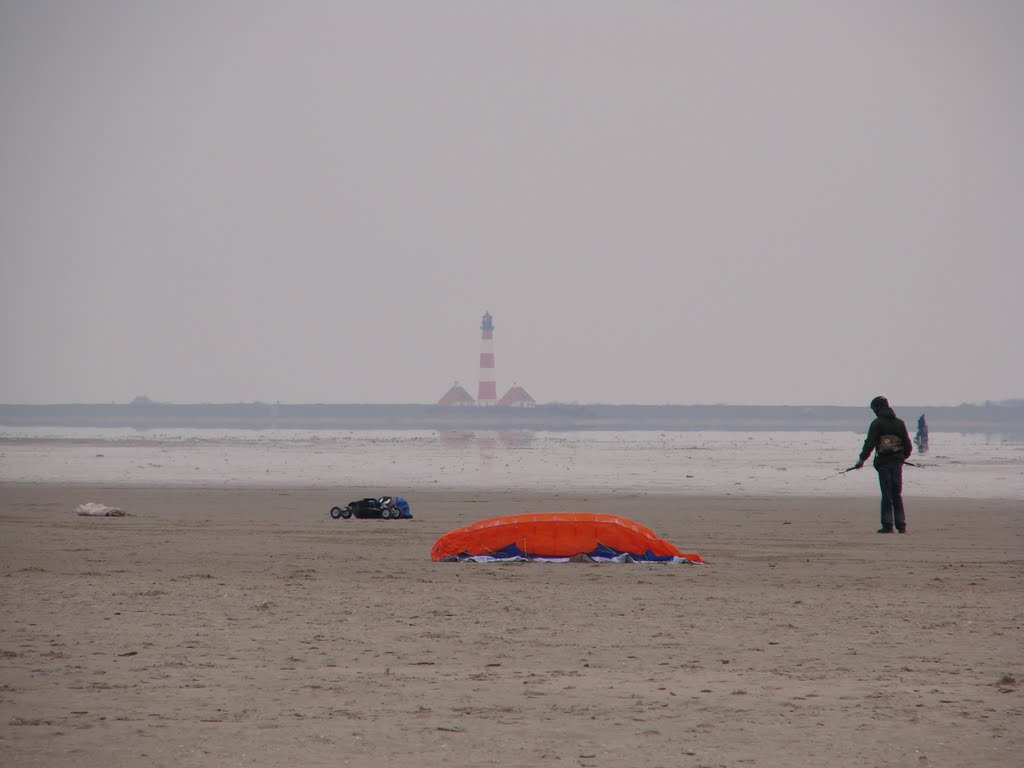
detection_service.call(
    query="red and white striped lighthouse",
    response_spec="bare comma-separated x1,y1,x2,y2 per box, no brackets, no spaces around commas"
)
477,311,497,406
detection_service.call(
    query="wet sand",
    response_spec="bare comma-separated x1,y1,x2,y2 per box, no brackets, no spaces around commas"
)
1,483,1020,767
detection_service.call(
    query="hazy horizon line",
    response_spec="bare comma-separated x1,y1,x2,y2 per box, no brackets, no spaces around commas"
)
3,398,1021,409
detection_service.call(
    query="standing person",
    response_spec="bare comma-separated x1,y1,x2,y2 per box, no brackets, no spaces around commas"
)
854,396,912,533
915,413,929,453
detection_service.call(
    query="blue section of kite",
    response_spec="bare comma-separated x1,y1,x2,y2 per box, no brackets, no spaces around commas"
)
445,542,688,563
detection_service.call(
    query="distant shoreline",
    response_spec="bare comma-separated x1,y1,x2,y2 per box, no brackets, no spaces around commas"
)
2,401,1022,434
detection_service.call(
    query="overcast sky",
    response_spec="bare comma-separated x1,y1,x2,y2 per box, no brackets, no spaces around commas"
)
1,1,1021,407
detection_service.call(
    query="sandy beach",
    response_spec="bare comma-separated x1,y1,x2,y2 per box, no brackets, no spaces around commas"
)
1,482,1020,768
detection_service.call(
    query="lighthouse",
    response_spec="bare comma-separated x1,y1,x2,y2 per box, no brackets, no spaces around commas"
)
436,312,535,407
477,311,497,405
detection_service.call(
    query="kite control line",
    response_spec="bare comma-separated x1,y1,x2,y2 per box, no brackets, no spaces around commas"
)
825,461,926,479
823,466,861,480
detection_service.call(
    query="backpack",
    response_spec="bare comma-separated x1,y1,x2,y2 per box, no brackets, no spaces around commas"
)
878,434,903,455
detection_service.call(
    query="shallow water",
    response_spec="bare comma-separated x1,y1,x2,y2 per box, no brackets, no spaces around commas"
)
1,428,1021,499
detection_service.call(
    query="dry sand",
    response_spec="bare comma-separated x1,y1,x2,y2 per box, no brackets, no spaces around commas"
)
1,483,1020,767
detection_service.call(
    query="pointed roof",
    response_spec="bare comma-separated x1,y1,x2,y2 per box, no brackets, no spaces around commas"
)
498,385,535,407
438,383,476,406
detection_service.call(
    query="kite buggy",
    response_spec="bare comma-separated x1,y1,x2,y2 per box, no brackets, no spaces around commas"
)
330,496,412,521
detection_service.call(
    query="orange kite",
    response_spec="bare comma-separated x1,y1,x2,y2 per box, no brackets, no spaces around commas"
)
431,512,704,563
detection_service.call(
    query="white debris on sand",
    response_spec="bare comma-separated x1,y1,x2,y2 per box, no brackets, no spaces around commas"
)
75,502,128,517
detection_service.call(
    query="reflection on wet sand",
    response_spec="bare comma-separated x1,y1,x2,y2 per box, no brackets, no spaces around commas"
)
1,429,1020,498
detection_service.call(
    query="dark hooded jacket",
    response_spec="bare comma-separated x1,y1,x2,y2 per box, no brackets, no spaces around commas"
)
859,406,912,468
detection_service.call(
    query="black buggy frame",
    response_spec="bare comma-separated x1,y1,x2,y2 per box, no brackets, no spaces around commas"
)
329,496,406,520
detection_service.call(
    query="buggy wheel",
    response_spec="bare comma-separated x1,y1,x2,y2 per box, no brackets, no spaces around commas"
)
330,506,344,520
381,508,393,519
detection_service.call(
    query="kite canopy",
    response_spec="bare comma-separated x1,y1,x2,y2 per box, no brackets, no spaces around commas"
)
430,512,704,564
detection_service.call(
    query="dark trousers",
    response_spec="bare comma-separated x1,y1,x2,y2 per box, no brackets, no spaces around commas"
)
876,462,906,530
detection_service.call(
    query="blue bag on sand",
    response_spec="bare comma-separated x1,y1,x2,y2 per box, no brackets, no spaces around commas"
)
394,497,412,518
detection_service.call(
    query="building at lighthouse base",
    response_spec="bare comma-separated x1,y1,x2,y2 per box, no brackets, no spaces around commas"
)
437,384,476,406
498,386,536,408
437,383,535,407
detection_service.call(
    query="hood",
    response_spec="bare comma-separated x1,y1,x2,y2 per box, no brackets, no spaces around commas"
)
876,406,897,420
